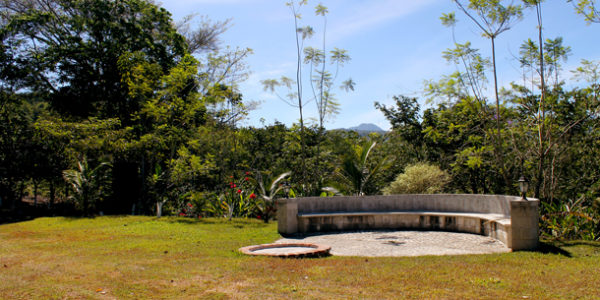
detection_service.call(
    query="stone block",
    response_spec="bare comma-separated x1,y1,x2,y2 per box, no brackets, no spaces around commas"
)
511,238,539,251
277,199,298,235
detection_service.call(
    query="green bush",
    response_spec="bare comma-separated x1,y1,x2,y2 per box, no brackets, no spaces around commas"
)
383,162,450,194
540,197,600,241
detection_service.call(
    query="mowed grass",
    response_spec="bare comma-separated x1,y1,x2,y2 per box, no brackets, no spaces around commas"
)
1,217,599,299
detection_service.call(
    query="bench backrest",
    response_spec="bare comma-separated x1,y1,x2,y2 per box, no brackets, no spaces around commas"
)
295,194,518,217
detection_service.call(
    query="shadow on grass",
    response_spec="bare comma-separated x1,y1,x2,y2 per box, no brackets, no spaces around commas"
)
0,214,35,225
0,205,62,225
555,240,600,248
58,216,98,222
162,217,272,228
528,239,600,257
528,241,572,257
2,213,276,230
1,214,108,225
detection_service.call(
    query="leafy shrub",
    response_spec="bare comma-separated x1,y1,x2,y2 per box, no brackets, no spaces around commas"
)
383,162,450,194
206,172,256,220
540,197,600,241
203,170,292,223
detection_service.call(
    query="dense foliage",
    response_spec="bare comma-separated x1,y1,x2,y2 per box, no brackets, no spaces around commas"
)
0,0,598,240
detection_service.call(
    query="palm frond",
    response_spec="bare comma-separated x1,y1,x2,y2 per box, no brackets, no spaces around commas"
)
269,171,291,198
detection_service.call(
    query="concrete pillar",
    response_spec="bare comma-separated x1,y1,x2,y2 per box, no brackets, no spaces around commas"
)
277,198,298,235
510,199,539,250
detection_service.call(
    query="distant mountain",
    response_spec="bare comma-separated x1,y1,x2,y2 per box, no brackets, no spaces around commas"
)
348,123,386,133
332,123,387,136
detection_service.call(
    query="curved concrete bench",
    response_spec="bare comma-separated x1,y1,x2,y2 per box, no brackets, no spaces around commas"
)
277,194,539,250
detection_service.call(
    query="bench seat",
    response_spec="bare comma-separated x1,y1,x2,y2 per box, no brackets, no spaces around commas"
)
297,210,512,245
298,211,511,225
278,195,540,250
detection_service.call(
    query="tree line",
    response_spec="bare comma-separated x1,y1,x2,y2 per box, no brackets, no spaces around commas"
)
0,0,598,240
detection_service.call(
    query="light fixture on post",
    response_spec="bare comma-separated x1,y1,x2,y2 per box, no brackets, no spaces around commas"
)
283,181,291,199
518,176,529,200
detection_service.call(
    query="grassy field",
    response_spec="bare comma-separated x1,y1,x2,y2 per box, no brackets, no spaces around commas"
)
0,216,599,299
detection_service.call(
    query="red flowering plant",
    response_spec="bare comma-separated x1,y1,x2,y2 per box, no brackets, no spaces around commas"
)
207,171,258,220
175,191,207,218
177,202,194,217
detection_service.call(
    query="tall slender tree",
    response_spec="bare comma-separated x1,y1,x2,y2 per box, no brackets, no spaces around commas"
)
304,3,355,128
261,1,354,191
518,1,576,200
452,0,523,138
450,0,523,192
261,0,310,182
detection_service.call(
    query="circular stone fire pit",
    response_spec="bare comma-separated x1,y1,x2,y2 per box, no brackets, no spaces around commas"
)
239,243,331,258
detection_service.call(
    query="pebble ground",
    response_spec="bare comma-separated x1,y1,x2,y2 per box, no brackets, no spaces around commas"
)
277,230,511,257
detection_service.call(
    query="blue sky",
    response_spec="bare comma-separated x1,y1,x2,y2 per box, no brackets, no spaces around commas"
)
161,0,598,130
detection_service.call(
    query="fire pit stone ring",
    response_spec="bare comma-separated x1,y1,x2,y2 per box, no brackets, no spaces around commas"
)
239,242,331,258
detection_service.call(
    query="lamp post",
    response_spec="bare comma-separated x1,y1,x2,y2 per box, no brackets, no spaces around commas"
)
283,181,291,199
518,176,529,200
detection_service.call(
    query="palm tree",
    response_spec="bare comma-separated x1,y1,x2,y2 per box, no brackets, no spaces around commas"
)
336,141,392,196
62,158,111,216
255,171,291,222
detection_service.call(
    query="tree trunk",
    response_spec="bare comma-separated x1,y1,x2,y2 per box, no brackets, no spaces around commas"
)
491,38,501,140
16,180,25,210
535,152,544,200
140,154,146,216
64,181,69,201
490,37,512,193
83,194,88,216
49,181,55,210
292,3,307,187
33,180,38,206
156,201,164,217
533,2,547,202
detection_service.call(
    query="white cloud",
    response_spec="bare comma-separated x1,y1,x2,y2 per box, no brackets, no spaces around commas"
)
250,62,295,80
242,62,296,95
327,0,438,42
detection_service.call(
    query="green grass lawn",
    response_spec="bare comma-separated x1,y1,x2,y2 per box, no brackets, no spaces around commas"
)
1,216,599,299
